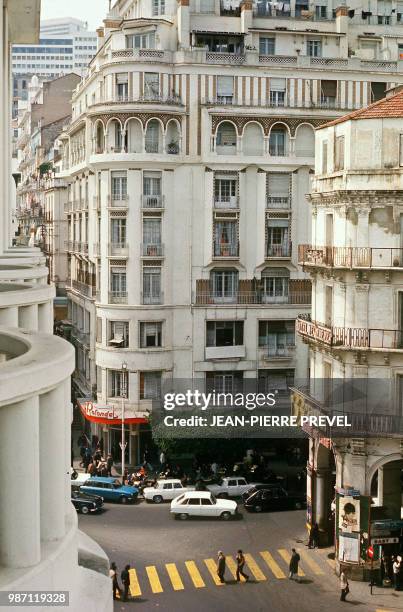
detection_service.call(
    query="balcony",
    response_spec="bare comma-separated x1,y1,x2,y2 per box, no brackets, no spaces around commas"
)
206,52,245,64
213,195,239,209
213,242,239,258
141,292,163,305
109,291,128,304
296,315,403,350
141,194,164,209
109,243,129,257
107,194,129,209
71,279,96,298
260,344,296,360
266,196,290,209
141,243,164,257
110,48,168,62
194,288,311,306
266,244,292,258
299,245,403,270
205,345,246,360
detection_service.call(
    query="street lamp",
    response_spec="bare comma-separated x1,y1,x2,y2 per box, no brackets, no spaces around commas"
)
121,362,128,481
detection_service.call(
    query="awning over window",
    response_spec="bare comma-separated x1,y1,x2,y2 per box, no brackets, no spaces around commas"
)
77,399,148,425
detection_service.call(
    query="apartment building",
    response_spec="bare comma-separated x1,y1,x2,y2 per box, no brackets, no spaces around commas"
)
59,0,403,463
294,90,403,577
0,2,111,608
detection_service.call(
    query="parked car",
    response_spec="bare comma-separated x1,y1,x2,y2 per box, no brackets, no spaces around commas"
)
71,489,103,514
80,477,138,504
244,486,306,513
70,470,89,492
207,477,260,498
171,491,237,520
143,479,194,503
242,483,281,502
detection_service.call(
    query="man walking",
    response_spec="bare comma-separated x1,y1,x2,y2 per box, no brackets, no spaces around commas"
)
109,562,121,600
289,548,301,582
236,549,249,582
340,570,349,601
121,564,131,601
217,551,226,584
308,522,319,549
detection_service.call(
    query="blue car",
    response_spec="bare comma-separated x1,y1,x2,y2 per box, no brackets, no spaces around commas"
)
80,477,139,504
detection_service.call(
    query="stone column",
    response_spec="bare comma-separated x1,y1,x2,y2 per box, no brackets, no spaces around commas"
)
0,306,18,327
63,378,73,519
38,300,53,333
18,304,38,331
39,385,66,541
314,468,330,532
0,397,40,567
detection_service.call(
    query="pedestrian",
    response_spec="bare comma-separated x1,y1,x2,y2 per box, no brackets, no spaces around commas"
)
106,453,114,477
235,549,249,582
121,564,131,601
217,551,226,583
211,461,218,476
308,522,319,549
340,570,349,601
159,450,166,471
393,555,401,590
289,548,300,582
109,562,121,600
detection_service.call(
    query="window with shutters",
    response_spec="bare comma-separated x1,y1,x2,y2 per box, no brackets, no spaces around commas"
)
140,322,162,348
259,37,275,55
206,321,243,347
307,39,322,57
139,371,161,399
269,78,286,107
144,72,159,100
334,136,345,171
266,215,291,257
109,369,128,398
216,75,234,103
216,122,237,154
111,171,127,200
266,173,290,208
320,80,337,107
116,73,128,101
142,266,162,304
261,267,290,304
108,321,129,347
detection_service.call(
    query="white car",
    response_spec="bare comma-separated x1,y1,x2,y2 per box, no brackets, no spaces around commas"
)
207,477,259,498
143,479,193,503
170,491,237,520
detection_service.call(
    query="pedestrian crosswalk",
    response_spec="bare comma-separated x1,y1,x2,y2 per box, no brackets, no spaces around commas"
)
120,547,331,598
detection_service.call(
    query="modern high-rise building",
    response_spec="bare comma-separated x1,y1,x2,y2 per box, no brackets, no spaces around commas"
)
0,2,112,609
60,0,403,464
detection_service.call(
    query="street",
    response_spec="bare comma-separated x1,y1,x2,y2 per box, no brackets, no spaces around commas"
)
78,500,402,612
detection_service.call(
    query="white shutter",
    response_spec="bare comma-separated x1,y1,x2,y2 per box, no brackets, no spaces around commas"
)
217,76,234,96
269,173,290,195
116,73,128,84
270,78,286,91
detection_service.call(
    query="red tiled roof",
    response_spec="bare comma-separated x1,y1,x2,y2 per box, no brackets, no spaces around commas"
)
319,88,403,129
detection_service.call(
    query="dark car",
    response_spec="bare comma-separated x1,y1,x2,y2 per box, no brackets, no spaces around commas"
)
71,490,104,514
242,483,279,502
244,487,306,513
245,468,285,486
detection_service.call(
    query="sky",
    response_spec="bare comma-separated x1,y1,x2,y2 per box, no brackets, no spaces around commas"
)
41,0,111,32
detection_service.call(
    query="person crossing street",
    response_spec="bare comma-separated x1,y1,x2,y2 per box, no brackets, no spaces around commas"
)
289,548,301,582
236,550,249,582
217,551,226,584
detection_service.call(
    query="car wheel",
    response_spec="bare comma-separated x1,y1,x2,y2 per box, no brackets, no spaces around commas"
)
221,511,231,520
178,513,189,520
254,505,263,513
153,495,163,504
295,501,302,510
81,505,90,515
120,496,128,504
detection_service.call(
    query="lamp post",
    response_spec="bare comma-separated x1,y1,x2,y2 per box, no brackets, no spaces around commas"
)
121,362,128,481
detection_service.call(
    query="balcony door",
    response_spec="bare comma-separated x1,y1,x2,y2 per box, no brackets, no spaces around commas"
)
325,285,333,327
325,213,333,247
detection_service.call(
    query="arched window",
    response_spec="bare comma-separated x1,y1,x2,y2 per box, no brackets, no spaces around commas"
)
145,119,163,153
216,122,237,155
269,126,288,156
165,120,180,154
243,123,264,156
295,124,315,157
126,118,142,153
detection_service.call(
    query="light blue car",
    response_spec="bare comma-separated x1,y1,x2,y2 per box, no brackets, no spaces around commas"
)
80,477,139,504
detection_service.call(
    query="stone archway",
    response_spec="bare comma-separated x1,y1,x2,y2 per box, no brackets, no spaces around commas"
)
369,455,403,520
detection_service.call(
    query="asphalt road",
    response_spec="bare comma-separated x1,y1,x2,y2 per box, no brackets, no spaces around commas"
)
77,498,390,612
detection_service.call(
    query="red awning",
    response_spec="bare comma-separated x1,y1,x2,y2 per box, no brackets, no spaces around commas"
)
78,399,148,425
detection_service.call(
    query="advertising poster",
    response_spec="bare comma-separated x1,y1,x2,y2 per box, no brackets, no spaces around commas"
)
339,496,360,534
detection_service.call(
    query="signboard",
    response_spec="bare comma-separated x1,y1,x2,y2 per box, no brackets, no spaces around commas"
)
78,399,148,425
335,487,360,497
339,533,360,562
371,537,399,545
339,496,360,533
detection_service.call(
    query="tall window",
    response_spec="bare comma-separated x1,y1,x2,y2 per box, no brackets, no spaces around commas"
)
214,174,237,207
266,217,290,257
143,217,162,254
334,136,345,171
145,120,160,153
109,321,129,347
258,321,295,356
111,171,127,199
216,76,234,103
143,171,162,207
320,80,337,107
214,220,238,257
140,371,161,399
126,32,155,49
144,72,159,100
143,266,162,303
110,268,127,295
111,218,126,245
206,321,243,347
307,40,322,57
269,78,286,107
269,127,286,156
152,0,165,15
140,322,162,348
259,37,275,55
109,369,128,397
266,173,290,208
315,4,327,19
210,270,238,299
261,268,290,303
322,141,328,174
116,73,128,100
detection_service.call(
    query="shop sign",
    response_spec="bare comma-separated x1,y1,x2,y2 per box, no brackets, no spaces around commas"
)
371,537,399,545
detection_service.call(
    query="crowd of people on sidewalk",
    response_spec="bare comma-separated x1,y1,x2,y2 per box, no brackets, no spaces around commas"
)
77,434,114,477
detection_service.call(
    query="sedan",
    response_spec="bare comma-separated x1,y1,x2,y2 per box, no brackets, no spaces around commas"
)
244,487,306,513
80,477,139,504
171,491,237,520
71,490,103,514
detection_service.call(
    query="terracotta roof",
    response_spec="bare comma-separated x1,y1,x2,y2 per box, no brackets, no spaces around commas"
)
318,88,403,129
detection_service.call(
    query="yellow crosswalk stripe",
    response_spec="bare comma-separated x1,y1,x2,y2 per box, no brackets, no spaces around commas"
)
165,563,184,591
260,551,286,579
204,558,225,586
146,565,163,594
185,560,205,588
278,549,305,576
226,556,239,580
297,549,325,575
129,568,142,597
244,553,266,581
